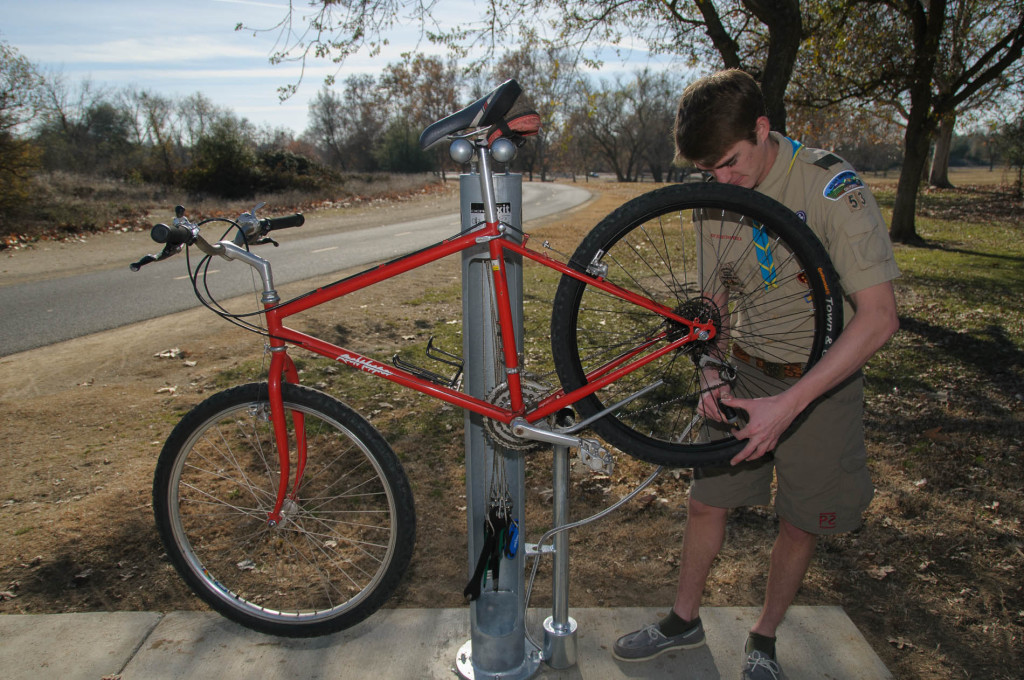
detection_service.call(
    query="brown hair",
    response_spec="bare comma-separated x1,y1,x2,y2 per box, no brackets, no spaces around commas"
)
674,69,767,167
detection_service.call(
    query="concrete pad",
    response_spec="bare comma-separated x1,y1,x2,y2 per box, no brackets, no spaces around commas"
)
0,611,162,680
119,607,890,679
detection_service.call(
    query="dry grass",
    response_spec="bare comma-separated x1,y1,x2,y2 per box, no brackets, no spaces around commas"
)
0,171,444,247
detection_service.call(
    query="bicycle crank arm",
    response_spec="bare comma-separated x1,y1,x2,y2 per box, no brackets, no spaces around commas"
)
510,417,581,448
509,418,614,474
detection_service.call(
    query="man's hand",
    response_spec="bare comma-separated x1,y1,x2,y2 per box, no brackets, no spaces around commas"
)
721,281,900,466
720,391,801,466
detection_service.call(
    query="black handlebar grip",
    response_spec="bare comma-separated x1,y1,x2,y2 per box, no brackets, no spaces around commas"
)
261,213,304,231
151,222,193,245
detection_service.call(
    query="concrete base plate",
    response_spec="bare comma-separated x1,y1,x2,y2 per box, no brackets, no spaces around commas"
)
0,606,891,679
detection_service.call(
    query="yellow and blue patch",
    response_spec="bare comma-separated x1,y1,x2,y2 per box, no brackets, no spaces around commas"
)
823,170,864,201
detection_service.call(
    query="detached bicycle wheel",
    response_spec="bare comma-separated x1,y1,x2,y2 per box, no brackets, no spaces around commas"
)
153,382,415,637
551,183,843,467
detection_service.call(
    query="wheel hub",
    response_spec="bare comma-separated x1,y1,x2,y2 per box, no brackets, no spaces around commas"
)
669,296,721,353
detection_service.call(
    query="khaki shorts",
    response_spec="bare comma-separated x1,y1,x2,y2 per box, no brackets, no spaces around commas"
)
691,362,874,535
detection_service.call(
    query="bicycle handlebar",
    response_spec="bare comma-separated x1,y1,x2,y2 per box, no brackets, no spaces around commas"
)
130,204,304,271
150,213,304,245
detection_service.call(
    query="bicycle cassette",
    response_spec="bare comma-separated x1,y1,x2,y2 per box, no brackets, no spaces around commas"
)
483,380,552,451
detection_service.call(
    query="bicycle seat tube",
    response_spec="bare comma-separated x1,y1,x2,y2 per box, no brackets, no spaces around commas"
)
475,142,501,226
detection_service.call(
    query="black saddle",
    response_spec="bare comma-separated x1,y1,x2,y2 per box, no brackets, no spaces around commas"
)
419,79,526,150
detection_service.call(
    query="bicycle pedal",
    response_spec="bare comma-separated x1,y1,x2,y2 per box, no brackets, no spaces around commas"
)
578,439,614,475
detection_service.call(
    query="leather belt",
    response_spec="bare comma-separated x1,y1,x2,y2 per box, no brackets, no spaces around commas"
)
732,344,803,379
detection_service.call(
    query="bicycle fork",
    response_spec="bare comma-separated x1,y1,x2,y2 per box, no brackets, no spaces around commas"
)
265,342,308,527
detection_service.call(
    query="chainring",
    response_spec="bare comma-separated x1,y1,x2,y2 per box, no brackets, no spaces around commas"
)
483,379,552,451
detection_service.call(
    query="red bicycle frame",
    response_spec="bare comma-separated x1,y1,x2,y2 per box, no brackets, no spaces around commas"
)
257,215,716,523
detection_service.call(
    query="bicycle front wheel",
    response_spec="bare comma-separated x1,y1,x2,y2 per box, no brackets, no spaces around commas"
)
153,382,415,637
551,183,843,467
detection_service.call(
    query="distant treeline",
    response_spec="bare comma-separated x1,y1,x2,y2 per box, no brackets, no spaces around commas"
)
0,44,1015,237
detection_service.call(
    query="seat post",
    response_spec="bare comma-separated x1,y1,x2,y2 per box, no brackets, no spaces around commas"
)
475,142,501,225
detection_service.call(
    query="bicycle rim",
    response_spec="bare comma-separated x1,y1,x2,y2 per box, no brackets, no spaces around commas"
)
155,383,415,636
551,183,843,467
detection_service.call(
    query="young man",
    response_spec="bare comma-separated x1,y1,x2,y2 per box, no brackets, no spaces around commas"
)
612,70,900,679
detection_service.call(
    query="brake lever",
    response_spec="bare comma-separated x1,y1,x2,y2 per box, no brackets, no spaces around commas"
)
129,243,183,271
129,255,157,272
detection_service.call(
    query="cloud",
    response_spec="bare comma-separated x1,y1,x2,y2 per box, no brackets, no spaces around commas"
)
38,35,267,65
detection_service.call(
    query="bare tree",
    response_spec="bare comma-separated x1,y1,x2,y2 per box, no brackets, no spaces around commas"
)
568,71,682,182
0,40,42,216
1002,108,1024,198
380,54,460,174
177,93,229,149
928,0,1024,187
247,1,803,132
306,76,390,171
794,0,1024,243
493,41,581,181
306,86,350,169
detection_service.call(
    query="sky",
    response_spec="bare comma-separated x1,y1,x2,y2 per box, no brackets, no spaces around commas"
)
2,0,671,138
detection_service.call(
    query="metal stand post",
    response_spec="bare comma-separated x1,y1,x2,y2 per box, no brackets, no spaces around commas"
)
542,442,578,669
455,169,541,680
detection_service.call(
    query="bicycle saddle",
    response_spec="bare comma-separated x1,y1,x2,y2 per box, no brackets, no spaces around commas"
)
419,79,523,150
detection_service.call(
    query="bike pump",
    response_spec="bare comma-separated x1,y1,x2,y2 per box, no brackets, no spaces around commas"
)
455,151,542,680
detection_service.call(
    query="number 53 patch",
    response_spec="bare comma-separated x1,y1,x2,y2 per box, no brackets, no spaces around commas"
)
846,189,868,212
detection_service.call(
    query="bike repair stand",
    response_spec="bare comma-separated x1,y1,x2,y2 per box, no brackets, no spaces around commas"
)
455,161,576,679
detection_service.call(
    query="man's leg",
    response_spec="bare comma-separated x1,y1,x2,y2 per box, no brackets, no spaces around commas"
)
752,516,817,637
612,496,726,661
673,496,728,620
740,518,816,678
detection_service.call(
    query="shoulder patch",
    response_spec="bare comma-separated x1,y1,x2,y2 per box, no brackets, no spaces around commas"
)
813,154,843,170
823,170,864,201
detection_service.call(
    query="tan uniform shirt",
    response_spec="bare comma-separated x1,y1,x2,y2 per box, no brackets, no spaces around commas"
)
758,132,900,296
698,132,900,363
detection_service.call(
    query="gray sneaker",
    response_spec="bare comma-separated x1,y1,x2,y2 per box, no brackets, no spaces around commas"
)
612,618,705,661
742,649,781,679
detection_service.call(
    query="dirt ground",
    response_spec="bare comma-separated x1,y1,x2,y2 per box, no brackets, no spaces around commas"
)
1,177,1021,679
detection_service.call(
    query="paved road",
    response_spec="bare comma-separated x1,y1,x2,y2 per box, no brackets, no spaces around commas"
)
0,182,590,356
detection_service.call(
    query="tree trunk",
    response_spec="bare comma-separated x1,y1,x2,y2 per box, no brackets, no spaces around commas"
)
929,115,955,187
742,0,802,135
890,0,946,245
890,117,933,244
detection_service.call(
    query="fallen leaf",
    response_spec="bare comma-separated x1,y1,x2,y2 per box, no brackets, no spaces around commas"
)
867,565,896,580
637,493,657,507
888,636,915,650
923,427,952,443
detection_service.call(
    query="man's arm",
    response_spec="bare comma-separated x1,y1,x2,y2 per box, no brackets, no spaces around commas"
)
722,280,899,465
